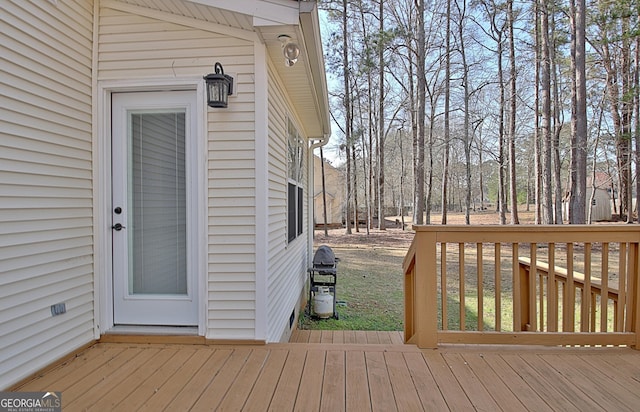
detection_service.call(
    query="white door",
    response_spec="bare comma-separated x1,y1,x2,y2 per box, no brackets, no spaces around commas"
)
112,91,198,326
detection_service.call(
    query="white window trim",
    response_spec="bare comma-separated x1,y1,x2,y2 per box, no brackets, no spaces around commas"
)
287,119,305,244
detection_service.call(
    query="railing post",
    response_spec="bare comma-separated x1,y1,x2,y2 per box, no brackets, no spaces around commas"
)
414,229,438,349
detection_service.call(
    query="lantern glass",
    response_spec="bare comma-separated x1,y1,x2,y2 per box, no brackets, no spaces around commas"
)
206,77,229,108
204,62,233,108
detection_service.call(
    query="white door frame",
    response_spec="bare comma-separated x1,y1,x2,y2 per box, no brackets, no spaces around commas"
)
94,79,207,336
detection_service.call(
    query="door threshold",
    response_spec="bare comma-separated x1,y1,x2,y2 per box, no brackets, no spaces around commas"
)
100,326,204,345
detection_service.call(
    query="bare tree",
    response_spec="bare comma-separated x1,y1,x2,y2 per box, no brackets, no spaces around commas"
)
454,0,472,225
550,7,564,224
593,0,634,222
539,0,554,224
569,0,587,223
442,0,451,225
342,0,353,234
414,0,426,225
378,0,386,230
507,0,519,224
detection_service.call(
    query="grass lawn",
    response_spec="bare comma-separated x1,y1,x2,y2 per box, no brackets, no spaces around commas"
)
300,211,525,331
301,210,621,332
300,245,406,330
299,227,411,331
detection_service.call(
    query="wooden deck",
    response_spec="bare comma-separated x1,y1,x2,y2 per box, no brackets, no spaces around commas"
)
289,329,405,344
14,332,640,411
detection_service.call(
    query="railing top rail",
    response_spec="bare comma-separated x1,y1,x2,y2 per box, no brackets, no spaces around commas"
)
412,224,640,232
402,238,417,272
410,224,640,243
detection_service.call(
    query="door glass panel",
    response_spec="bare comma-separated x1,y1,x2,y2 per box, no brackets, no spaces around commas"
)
129,111,187,295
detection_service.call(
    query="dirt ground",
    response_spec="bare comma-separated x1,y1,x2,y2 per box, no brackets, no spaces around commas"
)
311,208,538,249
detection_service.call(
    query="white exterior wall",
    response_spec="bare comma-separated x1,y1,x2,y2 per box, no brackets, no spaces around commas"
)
98,6,258,340
0,0,95,389
266,63,309,342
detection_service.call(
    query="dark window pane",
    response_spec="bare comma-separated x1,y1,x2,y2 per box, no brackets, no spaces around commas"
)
288,182,296,242
297,186,303,236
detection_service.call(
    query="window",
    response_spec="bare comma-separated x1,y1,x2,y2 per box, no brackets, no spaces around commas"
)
288,120,304,243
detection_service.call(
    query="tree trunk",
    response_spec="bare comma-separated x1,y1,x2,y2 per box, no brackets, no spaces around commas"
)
508,0,519,224
414,0,426,225
597,1,632,222
534,0,542,224
342,0,352,234
569,0,587,223
497,17,506,225
378,0,386,230
442,0,451,225
456,0,471,225
635,37,640,223
550,8,563,224
539,0,553,224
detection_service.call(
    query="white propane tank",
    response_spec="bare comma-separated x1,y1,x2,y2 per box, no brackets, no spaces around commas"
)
313,286,333,318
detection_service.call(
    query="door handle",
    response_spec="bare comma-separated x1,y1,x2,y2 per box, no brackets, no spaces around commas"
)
112,223,125,231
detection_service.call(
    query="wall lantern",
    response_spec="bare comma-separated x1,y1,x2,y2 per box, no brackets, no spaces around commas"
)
278,35,300,67
204,62,233,108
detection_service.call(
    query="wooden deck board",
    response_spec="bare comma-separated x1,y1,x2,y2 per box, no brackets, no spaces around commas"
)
478,353,553,412
365,351,398,412
402,352,449,410
546,354,640,410
345,351,372,412
191,348,252,410
268,349,306,411
293,349,325,411
94,348,180,410
217,349,272,410
459,352,528,411
242,349,288,411
164,348,232,410
14,341,640,411
587,353,640,390
384,352,424,411
320,351,346,412
137,347,215,411
503,353,587,412
21,345,127,392
423,351,476,410
65,347,158,408
290,329,404,345
442,352,501,411
115,348,196,410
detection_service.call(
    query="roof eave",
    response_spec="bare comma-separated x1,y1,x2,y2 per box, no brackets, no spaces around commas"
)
299,2,331,140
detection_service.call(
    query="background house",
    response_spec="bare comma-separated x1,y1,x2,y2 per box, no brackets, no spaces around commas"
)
562,173,613,222
312,155,344,227
0,0,330,389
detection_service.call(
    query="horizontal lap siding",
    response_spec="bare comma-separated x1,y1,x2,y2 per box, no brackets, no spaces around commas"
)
266,64,308,342
0,0,94,389
99,7,257,340
207,97,256,338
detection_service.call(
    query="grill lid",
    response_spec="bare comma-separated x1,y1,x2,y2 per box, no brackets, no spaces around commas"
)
313,245,336,267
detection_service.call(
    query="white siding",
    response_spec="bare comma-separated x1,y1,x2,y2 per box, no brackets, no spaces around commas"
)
266,63,309,342
98,6,258,340
0,0,94,389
